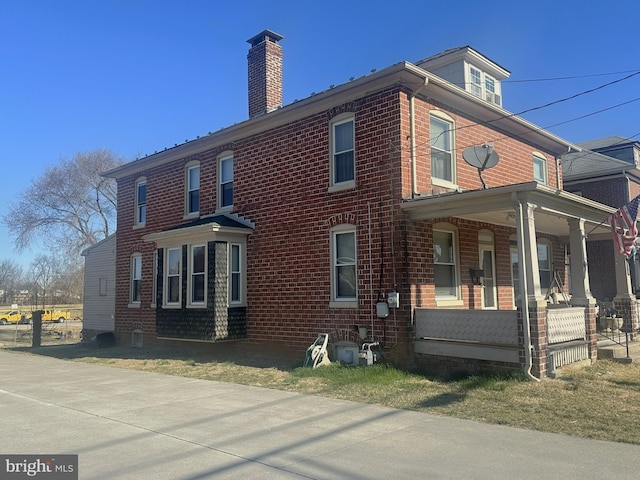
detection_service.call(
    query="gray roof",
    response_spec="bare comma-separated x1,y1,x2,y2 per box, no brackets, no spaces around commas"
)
562,148,633,180
577,136,635,151
163,215,253,232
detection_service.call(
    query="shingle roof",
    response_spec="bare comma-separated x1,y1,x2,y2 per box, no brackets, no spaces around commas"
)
562,149,632,179
577,136,633,151
163,215,253,232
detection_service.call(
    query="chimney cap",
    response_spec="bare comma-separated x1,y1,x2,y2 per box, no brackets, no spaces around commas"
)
247,29,284,47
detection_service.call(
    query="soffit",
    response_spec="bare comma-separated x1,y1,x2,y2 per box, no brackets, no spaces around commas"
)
401,182,615,240
142,214,253,246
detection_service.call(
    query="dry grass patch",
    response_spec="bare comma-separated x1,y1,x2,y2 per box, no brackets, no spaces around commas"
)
7,344,640,444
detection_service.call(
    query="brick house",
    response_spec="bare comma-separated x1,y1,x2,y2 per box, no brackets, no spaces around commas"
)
103,30,627,379
563,137,640,308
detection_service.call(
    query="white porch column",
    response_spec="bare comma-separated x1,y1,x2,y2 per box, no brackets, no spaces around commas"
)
517,201,543,302
567,218,595,306
613,249,633,298
613,248,638,333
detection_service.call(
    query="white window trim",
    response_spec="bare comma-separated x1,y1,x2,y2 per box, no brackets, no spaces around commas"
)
429,111,457,188
99,277,107,296
134,177,147,228
478,230,497,310
129,253,142,308
188,244,206,307
217,152,234,212
164,247,182,308
185,162,200,218
229,243,243,305
151,250,158,308
533,152,548,184
509,236,520,309
537,239,553,293
329,113,356,191
467,64,502,106
329,224,357,308
434,223,462,306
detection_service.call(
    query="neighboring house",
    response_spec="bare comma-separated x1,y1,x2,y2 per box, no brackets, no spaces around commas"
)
81,234,116,340
563,137,640,302
103,31,631,379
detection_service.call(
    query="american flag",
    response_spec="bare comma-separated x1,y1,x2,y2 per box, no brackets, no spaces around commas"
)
608,195,640,257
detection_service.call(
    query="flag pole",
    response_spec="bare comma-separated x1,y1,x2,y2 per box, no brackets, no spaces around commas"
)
586,216,610,237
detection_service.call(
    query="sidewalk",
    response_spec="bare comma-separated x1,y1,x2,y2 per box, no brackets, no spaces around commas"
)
0,349,638,479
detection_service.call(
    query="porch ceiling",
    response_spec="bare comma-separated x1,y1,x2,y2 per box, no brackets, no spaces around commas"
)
401,182,616,240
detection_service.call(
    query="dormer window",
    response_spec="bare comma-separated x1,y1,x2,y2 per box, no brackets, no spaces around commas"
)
416,46,509,108
469,66,501,106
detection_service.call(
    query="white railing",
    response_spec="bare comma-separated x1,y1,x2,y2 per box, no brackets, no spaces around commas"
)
546,307,586,344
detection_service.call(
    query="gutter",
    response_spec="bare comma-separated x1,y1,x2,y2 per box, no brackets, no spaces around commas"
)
409,77,429,197
513,192,540,382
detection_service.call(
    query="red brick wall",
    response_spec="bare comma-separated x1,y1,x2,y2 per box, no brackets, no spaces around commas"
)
410,97,559,195
247,38,283,117
113,86,567,362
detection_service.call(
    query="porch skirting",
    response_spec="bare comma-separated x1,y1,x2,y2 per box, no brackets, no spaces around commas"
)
547,340,590,375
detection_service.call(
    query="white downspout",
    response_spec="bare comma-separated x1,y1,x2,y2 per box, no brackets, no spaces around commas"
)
513,193,540,382
410,78,429,197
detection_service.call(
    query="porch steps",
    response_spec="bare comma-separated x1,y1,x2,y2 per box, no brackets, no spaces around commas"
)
597,337,640,364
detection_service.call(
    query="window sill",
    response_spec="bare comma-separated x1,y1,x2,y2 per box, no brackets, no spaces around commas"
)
128,302,141,309
328,181,356,193
216,205,233,214
183,212,200,220
435,298,464,307
329,301,358,309
132,223,146,230
431,178,458,190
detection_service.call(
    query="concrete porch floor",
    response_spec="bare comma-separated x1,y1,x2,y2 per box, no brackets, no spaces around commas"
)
596,332,640,363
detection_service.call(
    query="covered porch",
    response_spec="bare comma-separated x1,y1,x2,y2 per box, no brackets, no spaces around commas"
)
402,182,636,378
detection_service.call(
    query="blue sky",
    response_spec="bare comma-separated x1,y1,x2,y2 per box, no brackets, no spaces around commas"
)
1,0,639,269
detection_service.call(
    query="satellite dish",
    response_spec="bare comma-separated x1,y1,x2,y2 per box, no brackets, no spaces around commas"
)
462,144,499,189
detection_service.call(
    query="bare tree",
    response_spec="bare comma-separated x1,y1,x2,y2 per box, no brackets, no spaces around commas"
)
29,254,60,310
54,260,84,304
0,259,23,304
2,149,124,256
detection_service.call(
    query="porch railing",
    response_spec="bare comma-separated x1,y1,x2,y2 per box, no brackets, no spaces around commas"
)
546,306,588,373
414,307,590,373
414,309,519,364
415,308,518,345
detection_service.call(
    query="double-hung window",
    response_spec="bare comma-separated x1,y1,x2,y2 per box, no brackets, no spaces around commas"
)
469,66,482,97
190,245,205,305
331,116,355,186
219,155,233,209
533,153,547,184
187,165,200,215
468,66,501,106
130,254,142,304
135,179,146,225
434,228,458,300
332,228,357,302
165,247,181,305
537,242,552,291
430,114,454,184
230,243,242,304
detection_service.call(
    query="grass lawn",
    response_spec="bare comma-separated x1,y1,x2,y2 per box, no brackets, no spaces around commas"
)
6,344,640,444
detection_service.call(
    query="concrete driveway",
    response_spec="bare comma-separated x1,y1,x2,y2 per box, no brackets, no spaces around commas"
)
0,349,638,479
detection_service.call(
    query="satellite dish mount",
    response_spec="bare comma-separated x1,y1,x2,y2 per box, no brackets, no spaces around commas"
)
462,143,500,189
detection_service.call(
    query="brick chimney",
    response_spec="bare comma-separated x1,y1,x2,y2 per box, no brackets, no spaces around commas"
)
247,30,283,118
